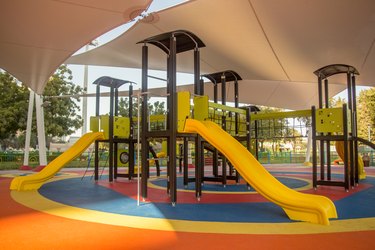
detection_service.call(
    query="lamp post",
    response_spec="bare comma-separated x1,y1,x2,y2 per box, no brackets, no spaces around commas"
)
82,40,98,135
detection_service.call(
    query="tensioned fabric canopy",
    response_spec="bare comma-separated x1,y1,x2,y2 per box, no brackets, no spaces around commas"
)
0,0,152,94
67,0,375,110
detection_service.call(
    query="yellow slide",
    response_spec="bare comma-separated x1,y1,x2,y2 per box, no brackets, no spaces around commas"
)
335,141,366,179
184,119,337,225
10,132,104,191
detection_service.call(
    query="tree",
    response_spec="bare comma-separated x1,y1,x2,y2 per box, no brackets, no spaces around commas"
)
324,92,375,142
118,97,166,117
42,65,83,140
330,96,346,108
0,72,29,150
118,97,166,132
148,100,166,115
357,88,375,141
118,97,138,117
0,65,83,150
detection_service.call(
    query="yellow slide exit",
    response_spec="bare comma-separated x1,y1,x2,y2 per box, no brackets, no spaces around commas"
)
184,119,337,225
335,141,366,179
10,132,104,191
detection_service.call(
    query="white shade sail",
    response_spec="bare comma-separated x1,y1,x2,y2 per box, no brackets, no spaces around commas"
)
67,0,375,110
0,0,152,94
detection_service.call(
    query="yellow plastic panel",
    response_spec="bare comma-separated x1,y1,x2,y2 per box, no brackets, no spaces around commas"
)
177,91,191,132
90,116,100,132
316,108,343,133
117,149,129,167
114,117,130,138
161,140,167,154
193,95,209,121
100,115,109,139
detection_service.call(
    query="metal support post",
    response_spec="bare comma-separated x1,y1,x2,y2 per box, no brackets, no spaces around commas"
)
311,106,317,188
352,74,359,184
221,74,227,186
141,44,149,199
108,86,114,182
324,79,331,180
129,84,135,180
183,137,189,187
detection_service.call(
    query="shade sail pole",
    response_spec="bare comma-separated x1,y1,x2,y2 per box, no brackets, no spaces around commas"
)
22,90,35,169
304,126,313,166
35,94,47,167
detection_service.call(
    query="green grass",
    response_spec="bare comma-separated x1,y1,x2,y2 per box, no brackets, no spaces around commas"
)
0,160,96,171
0,162,27,170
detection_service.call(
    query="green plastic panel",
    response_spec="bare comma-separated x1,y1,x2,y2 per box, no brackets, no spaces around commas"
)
177,91,191,132
194,95,209,121
315,108,343,133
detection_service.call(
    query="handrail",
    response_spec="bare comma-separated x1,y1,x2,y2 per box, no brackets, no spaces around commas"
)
208,102,311,120
208,102,247,115
357,137,375,150
251,109,311,120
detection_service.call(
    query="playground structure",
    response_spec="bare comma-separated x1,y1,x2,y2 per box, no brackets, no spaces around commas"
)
12,30,375,226
90,76,135,183
311,64,369,191
193,71,246,187
89,76,167,181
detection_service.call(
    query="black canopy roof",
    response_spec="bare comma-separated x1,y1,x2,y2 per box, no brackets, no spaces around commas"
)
313,64,359,79
93,76,136,88
201,70,242,84
138,30,205,54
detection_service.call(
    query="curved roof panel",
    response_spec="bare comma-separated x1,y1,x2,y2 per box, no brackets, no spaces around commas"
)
0,0,152,94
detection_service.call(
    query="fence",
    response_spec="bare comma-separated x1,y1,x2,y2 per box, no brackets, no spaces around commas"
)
1,148,374,168
257,150,374,166
0,151,100,167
